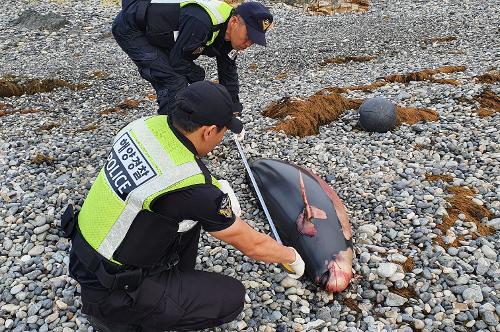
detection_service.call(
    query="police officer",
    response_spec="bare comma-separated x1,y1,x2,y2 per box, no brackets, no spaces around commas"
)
112,0,273,115
62,81,304,332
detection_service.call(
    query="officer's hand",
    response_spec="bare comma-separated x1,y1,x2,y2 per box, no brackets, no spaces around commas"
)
283,247,305,279
233,128,245,142
187,63,205,84
218,180,241,217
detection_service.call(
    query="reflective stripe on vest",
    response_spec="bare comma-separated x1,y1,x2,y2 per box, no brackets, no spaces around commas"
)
150,0,232,46
79,116,204,261
180,0,230,25
182,0,233,46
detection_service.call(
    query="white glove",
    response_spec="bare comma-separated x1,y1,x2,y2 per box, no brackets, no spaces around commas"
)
284,247,305,279
233,128,245,142
218,180,242,217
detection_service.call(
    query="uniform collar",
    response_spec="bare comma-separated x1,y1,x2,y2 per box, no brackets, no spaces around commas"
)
213,21,232,49
167,116,199,156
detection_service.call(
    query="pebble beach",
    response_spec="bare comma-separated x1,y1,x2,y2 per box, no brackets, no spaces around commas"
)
0,0,499,331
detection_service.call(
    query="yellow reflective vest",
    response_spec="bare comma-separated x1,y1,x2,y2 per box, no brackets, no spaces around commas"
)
78,115,219,264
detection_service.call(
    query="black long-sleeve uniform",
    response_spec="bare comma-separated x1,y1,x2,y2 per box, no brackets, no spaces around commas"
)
112,1,239,115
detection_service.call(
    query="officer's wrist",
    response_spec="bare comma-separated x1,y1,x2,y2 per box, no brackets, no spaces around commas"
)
284,246,296,265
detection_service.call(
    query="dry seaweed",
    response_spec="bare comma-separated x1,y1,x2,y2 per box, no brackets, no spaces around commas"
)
401,257,415,273
263,93,438,137
0,75,87,98
475,89,499,117
424,173,453,183
273,72,288,80
101,98,141,115
32,153,55,165
37,122,60,131
395,106,439,126
431,78,460,86
423,36,457,44
76,124,98,132
263,91,362,137
384,66,466,84
434,185,495,249
347,81,388,91
308,0,369,15
475,70,500,84
89,70,109,79
389,286,418,299
223,0,242,6
260,65,475,137
118,99,140,109
0,108,46,117
100,107,123,115
145,93,157,101
342,297,361,313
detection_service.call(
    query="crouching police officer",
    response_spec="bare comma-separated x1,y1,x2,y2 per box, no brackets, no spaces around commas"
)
113,0,273,115
62,81,304,332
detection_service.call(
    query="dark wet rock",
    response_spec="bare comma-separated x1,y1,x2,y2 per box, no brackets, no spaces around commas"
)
12,9,69,31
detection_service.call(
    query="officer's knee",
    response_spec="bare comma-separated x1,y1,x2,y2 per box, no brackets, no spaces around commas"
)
220,277,245,319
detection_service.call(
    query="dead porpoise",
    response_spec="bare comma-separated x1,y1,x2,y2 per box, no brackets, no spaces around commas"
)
250,159,353,293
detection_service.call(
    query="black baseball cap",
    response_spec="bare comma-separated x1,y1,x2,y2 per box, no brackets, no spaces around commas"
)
235,2,273,46
175,81,243,134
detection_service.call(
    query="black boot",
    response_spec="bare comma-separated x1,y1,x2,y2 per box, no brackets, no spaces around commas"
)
88,315,140,332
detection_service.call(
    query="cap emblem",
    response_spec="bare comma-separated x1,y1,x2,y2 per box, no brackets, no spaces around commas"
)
262,19,272,31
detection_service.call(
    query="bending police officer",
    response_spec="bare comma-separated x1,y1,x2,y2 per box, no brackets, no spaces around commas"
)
113,0,273,115
62,81,304,332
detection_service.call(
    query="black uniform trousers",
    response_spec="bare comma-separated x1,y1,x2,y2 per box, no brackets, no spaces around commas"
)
80,224,245,331
111,1,188,116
